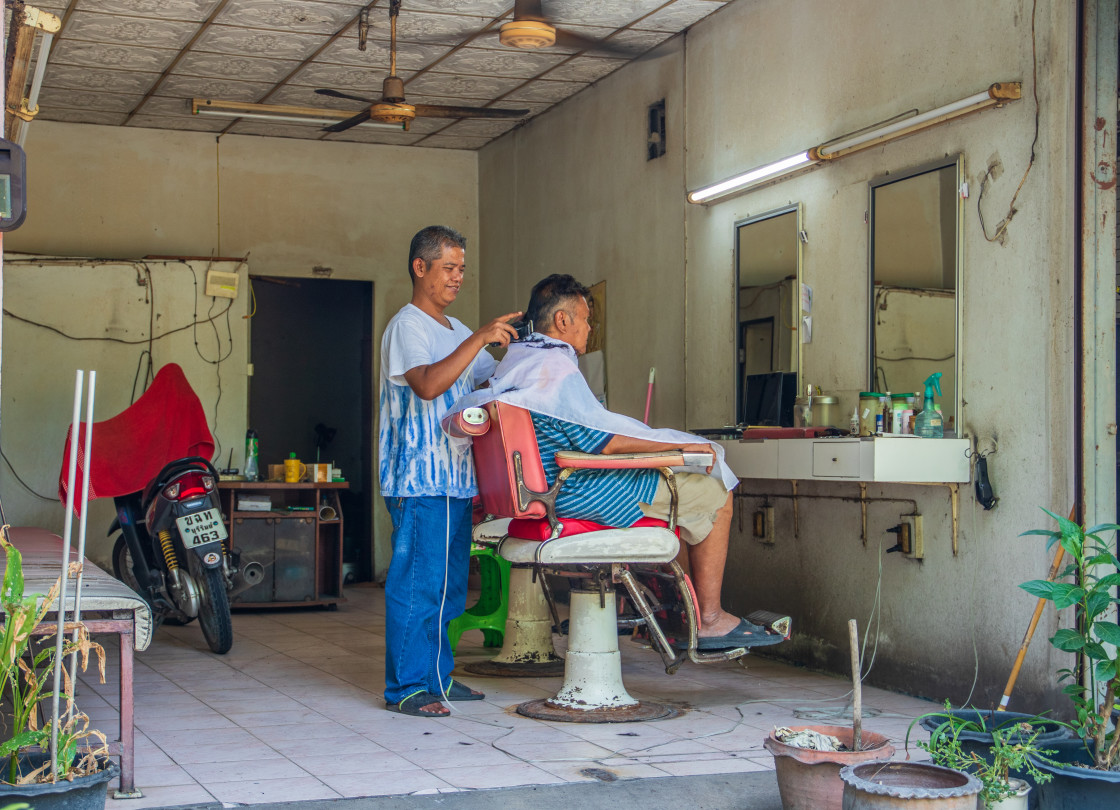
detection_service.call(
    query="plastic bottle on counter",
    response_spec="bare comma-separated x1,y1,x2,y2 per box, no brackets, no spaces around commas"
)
913,373,944,438
849,407,860,436
245,429,260,481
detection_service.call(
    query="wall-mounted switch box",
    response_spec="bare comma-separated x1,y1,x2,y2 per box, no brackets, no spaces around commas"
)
902,515,924,559
753,506,775,545
205,269,240,299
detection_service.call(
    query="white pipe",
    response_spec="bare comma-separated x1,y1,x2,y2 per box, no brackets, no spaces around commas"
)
66,370,95,710
50,370,83,778
16,32,53,148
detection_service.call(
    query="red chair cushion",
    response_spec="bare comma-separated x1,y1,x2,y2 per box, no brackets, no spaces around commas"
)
507,515,680,541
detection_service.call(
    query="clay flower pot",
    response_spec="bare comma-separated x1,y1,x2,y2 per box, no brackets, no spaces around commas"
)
839,761,982,809
763,724,895,810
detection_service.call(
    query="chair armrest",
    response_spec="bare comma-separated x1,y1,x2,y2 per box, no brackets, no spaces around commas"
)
446,408,490,438
555,451,713,470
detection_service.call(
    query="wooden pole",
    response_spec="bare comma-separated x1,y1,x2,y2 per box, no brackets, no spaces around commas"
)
997,505,1076,710
849,618,862,751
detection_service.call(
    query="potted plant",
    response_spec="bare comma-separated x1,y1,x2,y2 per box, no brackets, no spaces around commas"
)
764,724,894,809
909,702,1056,808
1,529,119,808
1017,509,1120,807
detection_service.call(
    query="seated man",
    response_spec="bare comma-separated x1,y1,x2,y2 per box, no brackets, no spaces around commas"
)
448,274,780,649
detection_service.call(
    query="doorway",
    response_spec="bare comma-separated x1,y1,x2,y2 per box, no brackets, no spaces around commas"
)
249,277,374,582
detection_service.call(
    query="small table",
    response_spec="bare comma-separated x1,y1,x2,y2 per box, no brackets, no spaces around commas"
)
3,527,151,798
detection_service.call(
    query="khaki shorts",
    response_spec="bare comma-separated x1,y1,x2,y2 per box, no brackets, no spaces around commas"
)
638,471,729,545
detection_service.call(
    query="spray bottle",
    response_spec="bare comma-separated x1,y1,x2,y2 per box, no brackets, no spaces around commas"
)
245,429,260,481
913,373,944,438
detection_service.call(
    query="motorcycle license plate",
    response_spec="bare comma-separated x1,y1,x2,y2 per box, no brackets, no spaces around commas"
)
176,508,227,547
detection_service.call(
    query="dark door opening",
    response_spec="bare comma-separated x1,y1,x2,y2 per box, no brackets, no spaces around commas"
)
249,276,374,583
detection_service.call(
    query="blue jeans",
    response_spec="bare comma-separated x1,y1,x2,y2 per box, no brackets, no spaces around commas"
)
383,495,472,704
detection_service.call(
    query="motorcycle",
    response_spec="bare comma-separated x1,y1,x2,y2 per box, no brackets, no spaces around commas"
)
108,456,261,654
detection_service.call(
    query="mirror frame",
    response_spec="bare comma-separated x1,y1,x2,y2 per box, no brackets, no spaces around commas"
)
733,203,804,425
867,155,964,432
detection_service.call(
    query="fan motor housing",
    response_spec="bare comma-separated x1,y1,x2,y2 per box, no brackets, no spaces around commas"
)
371,102,415,129
499,20,556,49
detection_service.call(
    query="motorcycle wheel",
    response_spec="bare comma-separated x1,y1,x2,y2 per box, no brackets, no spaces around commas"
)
196,565,233,654
112,536,195,625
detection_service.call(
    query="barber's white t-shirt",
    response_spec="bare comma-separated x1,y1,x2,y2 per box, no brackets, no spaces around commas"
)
378,303,496,498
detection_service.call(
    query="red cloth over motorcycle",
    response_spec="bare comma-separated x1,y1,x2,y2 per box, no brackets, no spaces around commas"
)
58,363,214,511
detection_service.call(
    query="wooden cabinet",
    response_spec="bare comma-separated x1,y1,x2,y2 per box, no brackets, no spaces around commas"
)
217,482,347,608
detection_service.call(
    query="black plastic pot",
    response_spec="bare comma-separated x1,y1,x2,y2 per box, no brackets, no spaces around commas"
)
0,753,119,810
918,708,1071,746
1030,739,1120,810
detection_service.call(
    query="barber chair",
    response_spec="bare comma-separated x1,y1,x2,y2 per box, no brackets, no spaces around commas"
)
449,401,786,723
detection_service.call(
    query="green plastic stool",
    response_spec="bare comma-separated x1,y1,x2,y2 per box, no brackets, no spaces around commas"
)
448,543,511,652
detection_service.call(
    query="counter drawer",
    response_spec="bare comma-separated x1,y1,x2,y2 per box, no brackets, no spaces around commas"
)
812,442,861,478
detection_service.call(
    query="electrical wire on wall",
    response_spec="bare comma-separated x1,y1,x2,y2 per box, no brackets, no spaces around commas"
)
977,0,1039,243
188,257,242,463
1,257,241,491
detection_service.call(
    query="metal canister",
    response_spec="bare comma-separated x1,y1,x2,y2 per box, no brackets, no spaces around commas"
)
858,392,883,436
810,396,839,428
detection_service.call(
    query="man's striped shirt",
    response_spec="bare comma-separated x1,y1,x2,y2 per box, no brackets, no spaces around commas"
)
530,413,659,528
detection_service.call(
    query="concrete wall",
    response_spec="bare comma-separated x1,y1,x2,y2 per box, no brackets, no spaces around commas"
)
2,122,480,575
0,257,248,569
479,0,1082,708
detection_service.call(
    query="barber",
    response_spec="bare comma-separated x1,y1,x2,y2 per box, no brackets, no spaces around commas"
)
379,225,520,717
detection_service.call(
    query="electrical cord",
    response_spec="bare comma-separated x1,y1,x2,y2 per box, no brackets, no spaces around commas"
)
977,0,1038,243
1,444,58,502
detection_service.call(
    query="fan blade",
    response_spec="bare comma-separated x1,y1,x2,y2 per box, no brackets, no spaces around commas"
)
322,107,374,133
413,104,529,120
315,88,380,105
553,28,640,57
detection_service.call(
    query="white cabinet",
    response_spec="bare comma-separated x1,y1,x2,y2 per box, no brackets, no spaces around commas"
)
715,437,970,483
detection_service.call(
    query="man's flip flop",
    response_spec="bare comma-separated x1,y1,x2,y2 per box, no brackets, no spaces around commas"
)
695,618,785,650
387,690,450,717
445,679,485,701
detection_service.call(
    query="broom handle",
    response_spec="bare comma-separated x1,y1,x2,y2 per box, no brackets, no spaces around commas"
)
997,505,1075,710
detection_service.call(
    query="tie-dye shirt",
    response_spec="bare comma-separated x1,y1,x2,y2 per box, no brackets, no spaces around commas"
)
378,304,496,498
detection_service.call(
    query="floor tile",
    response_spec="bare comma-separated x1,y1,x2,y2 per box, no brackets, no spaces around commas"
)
428,762,567,789
107,783,216,808
653,755,773,776
73,586,934,808
205,775,341,803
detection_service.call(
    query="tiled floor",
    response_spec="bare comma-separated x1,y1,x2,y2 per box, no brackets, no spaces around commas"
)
80,584,936,807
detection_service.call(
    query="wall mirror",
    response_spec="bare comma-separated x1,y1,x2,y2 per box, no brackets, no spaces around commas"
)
869,157,962,435
735,204,802,426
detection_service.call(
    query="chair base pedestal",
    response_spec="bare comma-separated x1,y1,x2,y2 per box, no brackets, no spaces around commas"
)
514,587,674,723
464,567,564,678
516,698,676,723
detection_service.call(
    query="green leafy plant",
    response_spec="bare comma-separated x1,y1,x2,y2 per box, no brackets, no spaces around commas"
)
1,526,108,786
908,702,1055,807
1020,509,1120,771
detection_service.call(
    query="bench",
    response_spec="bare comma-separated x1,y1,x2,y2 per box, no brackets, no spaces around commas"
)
3,527,152,798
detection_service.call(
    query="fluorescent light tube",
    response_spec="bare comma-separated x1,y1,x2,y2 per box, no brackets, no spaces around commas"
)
686,82,1020,205
687,152,813,204
811,83,1020,160
195,108,401,130
191,98,403,131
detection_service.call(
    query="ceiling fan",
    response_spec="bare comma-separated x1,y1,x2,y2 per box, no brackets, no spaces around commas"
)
442,0,643,56
316,1,529,133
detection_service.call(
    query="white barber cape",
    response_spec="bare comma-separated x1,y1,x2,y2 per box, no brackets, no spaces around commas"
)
442,333,738,491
